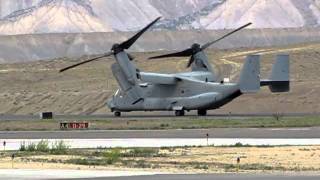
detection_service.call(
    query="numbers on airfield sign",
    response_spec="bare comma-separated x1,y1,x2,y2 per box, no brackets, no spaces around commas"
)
60,122,89,130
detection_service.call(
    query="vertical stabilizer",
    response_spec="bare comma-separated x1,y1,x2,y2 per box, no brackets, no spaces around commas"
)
261,54,290,92
270,54,289,81
239,55,260,93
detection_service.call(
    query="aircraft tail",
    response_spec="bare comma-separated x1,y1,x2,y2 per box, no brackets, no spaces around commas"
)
238,55,260,93
261,54,290,92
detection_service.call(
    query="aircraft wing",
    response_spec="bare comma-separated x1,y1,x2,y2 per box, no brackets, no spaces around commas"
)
140,72,205,85
173,75,204,83
140,72,179,85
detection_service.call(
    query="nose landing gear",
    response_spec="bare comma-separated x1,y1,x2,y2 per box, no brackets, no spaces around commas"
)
114,111,121,117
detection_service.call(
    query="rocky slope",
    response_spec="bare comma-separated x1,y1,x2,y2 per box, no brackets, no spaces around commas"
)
159,0,320,30
2,0,320,34
0,0,41,18
0,0,215,34
0,0,112,34
197,0,318,29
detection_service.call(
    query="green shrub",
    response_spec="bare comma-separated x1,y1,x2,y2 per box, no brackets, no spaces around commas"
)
66,157,121,166
103,149,120,164
194,164,209,170
19,142,26,151
234,142,244,147
26,142,36,151
36,140,50,152
50,140,70,154
135,160,151,168
19,140,69,154
124,148,159,157
160,124,169,128
66,158,98,166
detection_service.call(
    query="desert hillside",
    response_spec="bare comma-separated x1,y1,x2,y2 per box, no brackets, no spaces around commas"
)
0,43,319,115
1,0,320,34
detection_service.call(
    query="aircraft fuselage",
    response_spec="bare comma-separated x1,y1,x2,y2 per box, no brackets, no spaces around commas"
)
107,77,241,111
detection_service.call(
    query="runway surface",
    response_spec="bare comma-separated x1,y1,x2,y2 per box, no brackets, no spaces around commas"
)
71,174,320,180
0,169,162,180
1,127,320,139
4,138,320,150
0,170,318,180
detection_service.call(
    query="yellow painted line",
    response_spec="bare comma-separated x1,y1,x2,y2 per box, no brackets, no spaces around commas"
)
222,49,273,59
218,58,241,80
219,58,241,68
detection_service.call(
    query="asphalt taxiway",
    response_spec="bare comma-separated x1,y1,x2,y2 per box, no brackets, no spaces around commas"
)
1,127,320,139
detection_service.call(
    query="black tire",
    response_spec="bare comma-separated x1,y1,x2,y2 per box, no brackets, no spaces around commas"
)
175,110,185,116
198,109,207,116
114,111,121,117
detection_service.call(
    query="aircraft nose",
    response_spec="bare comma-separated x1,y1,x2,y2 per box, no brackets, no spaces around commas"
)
106,99,116,109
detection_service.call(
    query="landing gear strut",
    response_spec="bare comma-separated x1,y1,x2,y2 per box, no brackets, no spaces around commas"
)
198,109,207,116
175,110,185,116
114,111,121,117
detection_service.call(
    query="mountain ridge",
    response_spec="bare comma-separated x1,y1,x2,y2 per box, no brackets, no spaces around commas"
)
0,0,112,34
1,0,320,35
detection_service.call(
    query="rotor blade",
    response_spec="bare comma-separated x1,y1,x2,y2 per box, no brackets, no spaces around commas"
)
186,55,195,68
201,22,252,50
148,48,194,59
119,17,161,50
59,52,113,73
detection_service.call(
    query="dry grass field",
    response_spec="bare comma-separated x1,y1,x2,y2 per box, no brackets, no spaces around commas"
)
0,42,320,115
1,145,320,173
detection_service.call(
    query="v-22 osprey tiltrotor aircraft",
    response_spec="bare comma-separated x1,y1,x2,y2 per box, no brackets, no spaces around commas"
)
60,17,290,117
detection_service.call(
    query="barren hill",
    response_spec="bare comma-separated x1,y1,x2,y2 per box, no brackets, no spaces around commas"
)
0,43,319,115
2,0,320,34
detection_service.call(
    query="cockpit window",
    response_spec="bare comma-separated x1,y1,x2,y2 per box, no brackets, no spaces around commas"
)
115,89,124,98
139,83,148,87
115,89,120,96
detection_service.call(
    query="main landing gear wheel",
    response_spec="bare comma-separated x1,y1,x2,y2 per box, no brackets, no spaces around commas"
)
114,111,121,117
198,109,207,116
175,110,185,116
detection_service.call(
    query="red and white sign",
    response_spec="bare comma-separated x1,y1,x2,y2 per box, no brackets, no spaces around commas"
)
60,122,89,129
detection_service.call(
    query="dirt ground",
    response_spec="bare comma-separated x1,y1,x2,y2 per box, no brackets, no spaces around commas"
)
1,146,320,173
0,42,320,115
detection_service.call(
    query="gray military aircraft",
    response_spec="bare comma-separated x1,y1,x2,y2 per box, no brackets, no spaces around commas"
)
60,17,290,117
